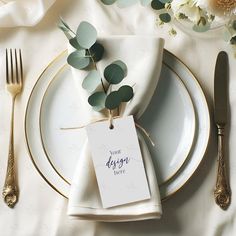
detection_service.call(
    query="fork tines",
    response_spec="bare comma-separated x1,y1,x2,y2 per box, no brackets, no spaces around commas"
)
6,49,23,85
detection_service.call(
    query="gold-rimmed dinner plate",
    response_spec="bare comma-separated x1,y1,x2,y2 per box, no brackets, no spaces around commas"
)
24,50,210,200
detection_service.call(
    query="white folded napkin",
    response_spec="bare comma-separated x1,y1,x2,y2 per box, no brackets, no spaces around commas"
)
67,35,164,222
0,0,55,27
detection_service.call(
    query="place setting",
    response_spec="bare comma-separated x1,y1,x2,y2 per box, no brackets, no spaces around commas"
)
0,0,234,231
23,18,213,221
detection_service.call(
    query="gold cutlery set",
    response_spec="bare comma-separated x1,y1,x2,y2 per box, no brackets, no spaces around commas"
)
1,49,231,210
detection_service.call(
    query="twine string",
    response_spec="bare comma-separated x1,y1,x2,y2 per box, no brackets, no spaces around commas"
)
61,115,155,147
109,110,114,129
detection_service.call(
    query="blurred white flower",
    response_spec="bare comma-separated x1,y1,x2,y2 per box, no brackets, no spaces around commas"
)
195,0,235,18
170,0,202,23
171,0,236,24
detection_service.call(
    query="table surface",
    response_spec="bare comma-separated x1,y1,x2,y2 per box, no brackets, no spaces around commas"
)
0,1,236,236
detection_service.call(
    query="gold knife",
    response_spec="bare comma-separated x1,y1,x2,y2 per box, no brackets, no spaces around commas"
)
214,51,231,210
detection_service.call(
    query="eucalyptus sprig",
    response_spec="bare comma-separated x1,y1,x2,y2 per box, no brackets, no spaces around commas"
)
101,0,236,44
59,19,134,112
101,0,172,24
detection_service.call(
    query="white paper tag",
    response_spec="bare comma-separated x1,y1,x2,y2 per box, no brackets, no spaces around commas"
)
86,115,150,208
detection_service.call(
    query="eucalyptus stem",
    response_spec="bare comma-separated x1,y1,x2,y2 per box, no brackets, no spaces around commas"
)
69,29,76,36
117,106,120,116
88,48,106,93
101,79,106,93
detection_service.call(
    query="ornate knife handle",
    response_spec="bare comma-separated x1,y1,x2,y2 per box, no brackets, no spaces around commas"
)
214,125,231,210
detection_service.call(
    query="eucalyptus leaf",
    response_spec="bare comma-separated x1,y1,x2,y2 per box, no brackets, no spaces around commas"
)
59,17,71,30
88,91,106,111
159,13,171,23
58,17,72,34
105,91,122,110
101,0,117,5
82,70,101,92
58,19,73,39
118,85,134,102
222,29,232,42
104,63,125,84
69,37,83,50
192,23,210,32
140,0,152,6
113,60,127,77
76,21,97,49
67,50,90,69
230,36,236,45
116,0,139,8
151,0,165,10
58,27,73,39
159,0,170,3
90,42,105,62
58,24,69,32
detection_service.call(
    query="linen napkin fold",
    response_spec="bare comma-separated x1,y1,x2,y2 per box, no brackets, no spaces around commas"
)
0,0,55,27
67,35,164,222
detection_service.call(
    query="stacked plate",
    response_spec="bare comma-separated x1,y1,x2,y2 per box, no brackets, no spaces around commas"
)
25,50,210,200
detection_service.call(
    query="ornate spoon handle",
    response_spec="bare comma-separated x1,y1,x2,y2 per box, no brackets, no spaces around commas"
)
214,125,231,210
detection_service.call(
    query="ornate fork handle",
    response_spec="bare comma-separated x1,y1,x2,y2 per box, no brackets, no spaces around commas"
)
3,97,18,208
214,125,231,210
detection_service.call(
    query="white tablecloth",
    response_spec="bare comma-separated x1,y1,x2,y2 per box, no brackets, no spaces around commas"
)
0,1,236,235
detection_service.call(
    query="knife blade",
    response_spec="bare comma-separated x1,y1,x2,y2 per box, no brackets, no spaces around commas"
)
214,51,231,210
214,51,228,125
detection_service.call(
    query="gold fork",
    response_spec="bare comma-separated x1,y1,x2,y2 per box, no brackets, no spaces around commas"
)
2,49,23,208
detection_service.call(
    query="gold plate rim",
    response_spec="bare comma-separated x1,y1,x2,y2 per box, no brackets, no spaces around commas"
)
161,50,210,201
24,51,68,198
